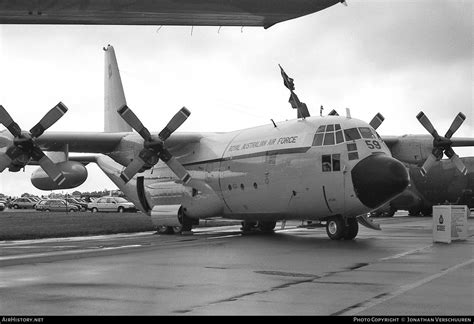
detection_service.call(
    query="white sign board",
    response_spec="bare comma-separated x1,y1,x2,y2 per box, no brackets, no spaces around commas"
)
433,205,468,243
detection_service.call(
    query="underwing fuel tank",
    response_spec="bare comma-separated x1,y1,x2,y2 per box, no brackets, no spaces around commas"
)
31,161,88,190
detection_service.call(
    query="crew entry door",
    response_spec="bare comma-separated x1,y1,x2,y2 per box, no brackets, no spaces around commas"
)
320,152,346,215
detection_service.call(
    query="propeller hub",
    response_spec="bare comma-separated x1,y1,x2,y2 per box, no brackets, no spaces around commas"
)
433,136,452,149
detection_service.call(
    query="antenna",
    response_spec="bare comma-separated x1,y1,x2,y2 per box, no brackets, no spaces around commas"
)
271,119,277,128
346,108,351,119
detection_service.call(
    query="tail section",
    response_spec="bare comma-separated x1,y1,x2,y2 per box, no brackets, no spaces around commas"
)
104,45,133,133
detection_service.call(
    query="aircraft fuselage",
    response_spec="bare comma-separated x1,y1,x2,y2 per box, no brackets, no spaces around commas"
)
99,115,409,225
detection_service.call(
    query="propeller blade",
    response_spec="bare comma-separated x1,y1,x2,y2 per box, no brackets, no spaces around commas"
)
159,148,191,183
158,107,191,141
0,105,22,137
164,157,191,184
369,113,385,130
120,157,147,183
30,102,68,138
416,111,440,139
420,153,438,176
0,152,12,172
117,105,151,141
444,147,468,175
31,147,66,186
444,112,466,139
450,154,468,175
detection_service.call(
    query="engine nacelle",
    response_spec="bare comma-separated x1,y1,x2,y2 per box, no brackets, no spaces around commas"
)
31,161,88,190
389,136,432,165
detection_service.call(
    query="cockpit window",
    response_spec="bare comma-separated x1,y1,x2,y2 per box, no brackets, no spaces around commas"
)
343,128,361,141
358,127,376,139
316,125,325,133
323,132,335,145
312,133,324,146
335,130,344,144
313,124,344,146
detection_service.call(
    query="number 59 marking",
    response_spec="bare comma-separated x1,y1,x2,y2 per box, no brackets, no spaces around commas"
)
365,140,381,150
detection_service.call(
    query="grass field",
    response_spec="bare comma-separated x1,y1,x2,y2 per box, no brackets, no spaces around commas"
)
0,211,155,241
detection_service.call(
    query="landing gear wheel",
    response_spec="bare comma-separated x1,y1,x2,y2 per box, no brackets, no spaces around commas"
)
326,216,345,240
408,208,420,216
241,221,257,233
157,226,174,234
343,218,359,240
258,221,276,233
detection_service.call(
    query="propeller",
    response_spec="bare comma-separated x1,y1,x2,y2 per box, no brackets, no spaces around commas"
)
416,111,467,176
117,104,191,183
0,102,68,185
369,113,385,130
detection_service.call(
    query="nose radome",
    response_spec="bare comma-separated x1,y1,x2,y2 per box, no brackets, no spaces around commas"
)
351,154,409,209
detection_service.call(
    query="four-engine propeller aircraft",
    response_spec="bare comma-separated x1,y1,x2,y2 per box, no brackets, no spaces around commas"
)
0,45,410,240
0,0,345,28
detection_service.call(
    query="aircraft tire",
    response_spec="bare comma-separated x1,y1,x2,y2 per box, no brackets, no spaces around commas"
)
157,226,174,234
326,216,345,240
258,221,276,233
172,223,192,234
241,221,257,233
343,218,359,240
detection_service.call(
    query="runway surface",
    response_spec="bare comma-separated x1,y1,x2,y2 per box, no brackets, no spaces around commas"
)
1,215,473,316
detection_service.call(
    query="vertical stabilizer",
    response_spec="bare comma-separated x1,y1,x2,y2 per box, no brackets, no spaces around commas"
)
104,45,133,133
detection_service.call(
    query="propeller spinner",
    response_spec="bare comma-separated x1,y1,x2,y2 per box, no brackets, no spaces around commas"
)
416,111,467,176
117,105,191,184
0,103,68,185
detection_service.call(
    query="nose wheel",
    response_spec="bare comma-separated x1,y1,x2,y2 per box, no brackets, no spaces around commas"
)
326,216,359,240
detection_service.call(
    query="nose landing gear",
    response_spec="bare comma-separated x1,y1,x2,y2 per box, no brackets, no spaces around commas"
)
326,215,359,240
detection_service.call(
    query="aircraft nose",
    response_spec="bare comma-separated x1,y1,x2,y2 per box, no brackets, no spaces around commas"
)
351,154,409,209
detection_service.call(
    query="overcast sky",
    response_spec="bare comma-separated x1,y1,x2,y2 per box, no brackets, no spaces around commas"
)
0,0,472,197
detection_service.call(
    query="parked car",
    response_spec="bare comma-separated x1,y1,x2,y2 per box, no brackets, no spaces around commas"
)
35,199,80,212
65,197,88,211
87,196,137,213
10,197,37,209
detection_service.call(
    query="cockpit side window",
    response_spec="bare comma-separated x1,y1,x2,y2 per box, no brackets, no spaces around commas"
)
316,125,326,133
343,128,361,141
358,127,376,139
312,133,324,146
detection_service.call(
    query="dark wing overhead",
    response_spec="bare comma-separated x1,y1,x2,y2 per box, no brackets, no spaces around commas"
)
36,131,204,153
0,0,342,28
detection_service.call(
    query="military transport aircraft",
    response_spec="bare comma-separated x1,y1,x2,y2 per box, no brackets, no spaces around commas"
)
0,45,409,241
0,0,345,28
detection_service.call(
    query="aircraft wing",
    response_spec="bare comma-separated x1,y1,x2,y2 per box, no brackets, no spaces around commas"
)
36,131,204,153
380,135,400,150
36,132,127,153
381,135,474,148
450,137,474,147
0,0,342,28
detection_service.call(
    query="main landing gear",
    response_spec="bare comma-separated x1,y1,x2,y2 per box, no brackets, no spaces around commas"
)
325,215,359,240
156,209,196,235
241,220,277,234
